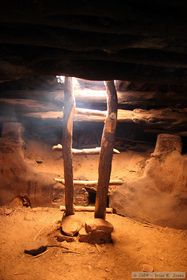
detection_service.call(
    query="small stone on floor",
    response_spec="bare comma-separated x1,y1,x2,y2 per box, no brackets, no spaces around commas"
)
79,219,113,244
85,218,114,234
141,263,154,272
61,215,82,236
56,234,75,243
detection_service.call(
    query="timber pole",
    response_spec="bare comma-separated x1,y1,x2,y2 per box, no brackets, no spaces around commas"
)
62,77,75,216
95,81,118,219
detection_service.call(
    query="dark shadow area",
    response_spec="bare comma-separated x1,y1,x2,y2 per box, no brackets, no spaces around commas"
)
86,188,109,207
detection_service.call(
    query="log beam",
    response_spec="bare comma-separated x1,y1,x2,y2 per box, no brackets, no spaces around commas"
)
62,77,75,216
75,108,106,117
95,81,118,219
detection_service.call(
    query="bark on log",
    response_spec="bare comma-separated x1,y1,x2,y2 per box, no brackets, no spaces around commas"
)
62,77,75,216
60,205,113,213
75,108,106,117
52,145,120,154
95,81,118,219
25,107,187,134
54,178,123,186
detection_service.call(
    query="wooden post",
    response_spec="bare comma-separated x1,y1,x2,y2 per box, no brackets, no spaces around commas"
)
62,77,75,216
95,81,118,219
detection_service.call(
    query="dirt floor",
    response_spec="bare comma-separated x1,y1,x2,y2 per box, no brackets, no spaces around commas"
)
0,207,186,280
0,133,187,279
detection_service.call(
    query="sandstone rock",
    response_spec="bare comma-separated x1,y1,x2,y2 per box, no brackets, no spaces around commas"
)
79,227,88,237
61,215,82,236
79,219,113,244
55,220,62,230
56,234,75,243
85,219,114,234
78,227,89,243
8,197,25,208
88,230,112,244
79,229,112,244
141,264,154,272
8,196,31,208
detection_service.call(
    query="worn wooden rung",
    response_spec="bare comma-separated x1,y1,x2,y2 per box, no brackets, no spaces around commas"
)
52,145,120,154
54,178,123,186
60,205,113,213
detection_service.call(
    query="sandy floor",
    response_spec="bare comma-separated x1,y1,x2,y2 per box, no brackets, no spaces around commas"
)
0,207,186,280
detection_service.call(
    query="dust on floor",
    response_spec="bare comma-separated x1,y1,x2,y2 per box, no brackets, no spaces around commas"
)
0,207,186,280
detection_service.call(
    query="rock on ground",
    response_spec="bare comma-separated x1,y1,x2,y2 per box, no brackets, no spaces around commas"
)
61,215,83,236
79,219,113,244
